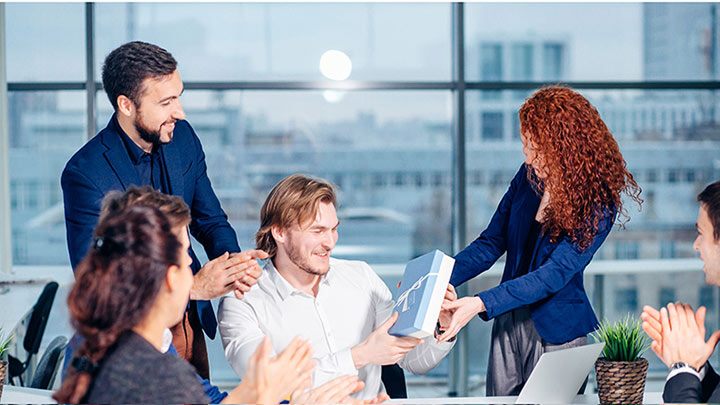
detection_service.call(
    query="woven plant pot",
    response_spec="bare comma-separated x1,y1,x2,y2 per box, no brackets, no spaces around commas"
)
0,360,6,401
595,357,648,405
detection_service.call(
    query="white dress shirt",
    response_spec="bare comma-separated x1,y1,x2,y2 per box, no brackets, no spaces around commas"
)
218,257,455,400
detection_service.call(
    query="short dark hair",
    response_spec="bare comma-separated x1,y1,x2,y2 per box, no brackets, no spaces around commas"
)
101,41,177,111
698,181,720,241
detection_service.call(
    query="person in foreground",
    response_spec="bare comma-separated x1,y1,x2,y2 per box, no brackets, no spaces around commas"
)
437,86,642,395
219,174,455,401
53,204,313,404
642,181,720,403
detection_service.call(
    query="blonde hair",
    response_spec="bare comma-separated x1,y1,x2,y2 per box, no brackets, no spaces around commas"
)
256,174,336,257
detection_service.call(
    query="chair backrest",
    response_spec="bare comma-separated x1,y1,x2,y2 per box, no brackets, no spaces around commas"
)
29,336,68,390
381,363,407,399
23,281,59,355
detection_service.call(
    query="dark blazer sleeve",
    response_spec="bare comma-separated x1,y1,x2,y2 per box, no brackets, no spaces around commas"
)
664,363,720,403
61,164,104,269
185,125,240,259
477,207,615,321
450,165,525,287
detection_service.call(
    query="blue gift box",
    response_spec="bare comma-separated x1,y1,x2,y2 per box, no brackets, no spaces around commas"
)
388,250,455,338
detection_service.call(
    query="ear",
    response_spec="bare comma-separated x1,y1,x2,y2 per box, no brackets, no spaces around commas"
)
271,225,286,245
165,265,181,293
116,95,135,117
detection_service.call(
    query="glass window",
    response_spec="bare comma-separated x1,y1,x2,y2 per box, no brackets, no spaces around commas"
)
510,43,533,80
614,288,638,313
9,91,87,265
659,287,676,307
479,44,502,81
94,3,451,82
466,3,719,81
481,111,504,141
5,3,85,81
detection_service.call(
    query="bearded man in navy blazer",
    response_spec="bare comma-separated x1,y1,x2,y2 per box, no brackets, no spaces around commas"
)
61,41,266,379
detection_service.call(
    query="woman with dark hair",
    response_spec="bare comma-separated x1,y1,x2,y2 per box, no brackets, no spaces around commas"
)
437,86,642,395
54,204,314,404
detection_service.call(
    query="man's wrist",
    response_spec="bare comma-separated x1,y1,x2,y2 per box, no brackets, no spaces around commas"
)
670,361,698,373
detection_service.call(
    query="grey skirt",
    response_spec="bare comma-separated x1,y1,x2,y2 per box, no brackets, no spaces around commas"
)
486,306,588,396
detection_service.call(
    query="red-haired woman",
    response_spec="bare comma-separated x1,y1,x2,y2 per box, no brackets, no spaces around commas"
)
437,86,642,395
53,204,315,404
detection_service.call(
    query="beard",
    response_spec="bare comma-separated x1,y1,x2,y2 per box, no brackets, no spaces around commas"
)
134,113,172,147
285,240,330,277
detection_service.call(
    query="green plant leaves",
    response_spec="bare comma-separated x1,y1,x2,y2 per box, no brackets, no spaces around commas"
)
0,329,13,358
591,315,649,362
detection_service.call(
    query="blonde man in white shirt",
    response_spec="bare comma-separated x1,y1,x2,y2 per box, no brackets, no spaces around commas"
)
218,174,455,400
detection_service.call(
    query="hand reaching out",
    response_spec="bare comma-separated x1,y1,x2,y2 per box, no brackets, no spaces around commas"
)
437,295,485,343
351,312,423,369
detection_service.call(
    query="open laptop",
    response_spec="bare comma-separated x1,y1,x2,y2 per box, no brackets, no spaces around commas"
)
515,342,605,404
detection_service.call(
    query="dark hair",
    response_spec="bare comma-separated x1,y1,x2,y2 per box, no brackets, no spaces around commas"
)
100,186,190,230
102,41,177,111
53,206,183,404
698,181,720,241
256,174,336,257
518,86,642,250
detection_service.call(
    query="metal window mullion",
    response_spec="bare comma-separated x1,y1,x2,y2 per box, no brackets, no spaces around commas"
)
8,81,720,92
85,2,96,140
0,3,12,274
450,1,469,397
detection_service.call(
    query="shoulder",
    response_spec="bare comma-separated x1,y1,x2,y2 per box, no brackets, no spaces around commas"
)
89,333,206,403
63,132,109,174
220,271,274,315
329,257,386,289
330,257,376,276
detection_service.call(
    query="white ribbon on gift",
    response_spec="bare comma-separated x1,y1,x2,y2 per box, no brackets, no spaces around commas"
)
394,273,437,312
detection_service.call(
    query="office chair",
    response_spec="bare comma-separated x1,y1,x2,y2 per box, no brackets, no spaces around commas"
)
381,364,407,399
8,281,59,386
29,335,67,390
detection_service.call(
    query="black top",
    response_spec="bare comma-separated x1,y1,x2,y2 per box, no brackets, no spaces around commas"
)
514,219,542,278
115,115,168,192
84,331,209,404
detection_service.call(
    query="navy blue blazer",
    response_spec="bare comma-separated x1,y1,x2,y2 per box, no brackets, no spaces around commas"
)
450,164,614,344
61,115,240,339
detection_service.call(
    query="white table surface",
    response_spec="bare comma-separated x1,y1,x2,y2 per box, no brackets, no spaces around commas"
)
0,385,663,405
389,392,664,404
0,385,55,404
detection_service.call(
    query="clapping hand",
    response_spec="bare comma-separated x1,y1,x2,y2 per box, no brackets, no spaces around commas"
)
224,336,315,404
290,375,389,404
641,302,720,370
191,249,268,301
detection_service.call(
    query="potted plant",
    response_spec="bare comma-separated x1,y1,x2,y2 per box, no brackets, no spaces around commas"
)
592,316,649,405
0,329,13,400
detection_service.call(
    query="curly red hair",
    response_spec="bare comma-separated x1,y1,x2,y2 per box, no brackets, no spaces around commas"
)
519,86,642,250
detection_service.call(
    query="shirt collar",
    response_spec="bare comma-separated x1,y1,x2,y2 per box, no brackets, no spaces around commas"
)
113,113,155,164
264,259,332,301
